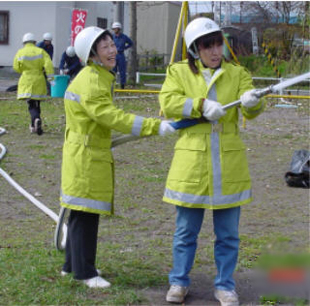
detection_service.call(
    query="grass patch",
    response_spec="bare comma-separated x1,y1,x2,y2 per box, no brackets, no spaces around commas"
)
39,154,56,160
260,295,308,305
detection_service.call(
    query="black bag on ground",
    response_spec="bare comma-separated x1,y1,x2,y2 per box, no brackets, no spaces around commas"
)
285,150,310,188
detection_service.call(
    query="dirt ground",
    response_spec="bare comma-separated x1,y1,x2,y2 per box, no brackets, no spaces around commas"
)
0,69,309,305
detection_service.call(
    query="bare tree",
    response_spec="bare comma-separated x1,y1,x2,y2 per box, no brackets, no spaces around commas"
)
234,1,307,58
128,2,137,86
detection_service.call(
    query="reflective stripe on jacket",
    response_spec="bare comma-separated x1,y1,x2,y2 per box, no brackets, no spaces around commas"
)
13,43,54,100
60,62,161,215
159,59,265,210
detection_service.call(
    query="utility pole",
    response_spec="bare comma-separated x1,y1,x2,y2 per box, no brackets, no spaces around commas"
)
214,2,221,25
219,2,222,26
113,1,124,23
128,1,137,85
223,2,231,26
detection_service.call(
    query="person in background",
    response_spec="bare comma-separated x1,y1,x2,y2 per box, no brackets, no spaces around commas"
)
159,17,265,306
13,32,54,135
111,21,133,89
59,46,82,80
37,32,54,94
37,32,54,60
59,26,175,289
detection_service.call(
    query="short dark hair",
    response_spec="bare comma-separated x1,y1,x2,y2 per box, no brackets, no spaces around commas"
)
188,31,224,74
89,30,113,58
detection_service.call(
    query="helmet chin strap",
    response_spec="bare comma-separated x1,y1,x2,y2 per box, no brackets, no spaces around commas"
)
188,42,200,60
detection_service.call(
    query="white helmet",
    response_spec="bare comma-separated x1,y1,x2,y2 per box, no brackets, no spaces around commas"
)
112,22,122,29
74,26,107,64
43,32,53,41
66,46,76,57
22,32,36,43
184,17,221,58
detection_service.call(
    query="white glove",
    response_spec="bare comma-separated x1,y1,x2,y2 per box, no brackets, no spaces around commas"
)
64,69,69,74
159,120,176,136
202,99,226,121
240,89,259,108
59,69,64,75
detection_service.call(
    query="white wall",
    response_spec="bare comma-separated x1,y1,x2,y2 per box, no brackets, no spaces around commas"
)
54,2,76,67
0,1,57,66
136,1,181,57
0,1,114,68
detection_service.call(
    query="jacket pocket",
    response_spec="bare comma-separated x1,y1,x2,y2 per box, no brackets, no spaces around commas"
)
87,148,113,197
62,143,85,194
168,133,207,184
221,135,251,182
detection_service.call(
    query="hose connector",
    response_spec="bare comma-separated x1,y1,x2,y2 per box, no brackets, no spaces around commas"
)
254,86,273,98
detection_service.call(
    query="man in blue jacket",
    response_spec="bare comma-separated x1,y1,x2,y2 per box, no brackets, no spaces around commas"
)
112,22,133,89
37,32,54,60
37,32,54,94
59,46,82,80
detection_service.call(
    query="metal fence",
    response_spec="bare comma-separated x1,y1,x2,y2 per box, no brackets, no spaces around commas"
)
135,73,310,97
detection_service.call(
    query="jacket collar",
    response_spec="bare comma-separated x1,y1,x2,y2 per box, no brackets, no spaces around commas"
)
89,61,115,79
197,60,226,90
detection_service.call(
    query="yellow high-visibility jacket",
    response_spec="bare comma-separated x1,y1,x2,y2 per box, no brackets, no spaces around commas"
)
159,59,265,210
13,43,54,100
60,62,161,215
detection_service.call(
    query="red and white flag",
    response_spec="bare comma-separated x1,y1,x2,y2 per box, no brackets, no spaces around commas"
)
70,9,87,46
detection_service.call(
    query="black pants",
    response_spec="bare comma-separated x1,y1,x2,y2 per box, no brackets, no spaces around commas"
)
27,99,41,127
63,210,100,280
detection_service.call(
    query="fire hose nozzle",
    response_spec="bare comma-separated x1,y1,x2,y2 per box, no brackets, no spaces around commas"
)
254,86,273,98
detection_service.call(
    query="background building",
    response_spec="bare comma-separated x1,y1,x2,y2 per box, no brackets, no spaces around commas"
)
0,1,181,69
0,1,115,67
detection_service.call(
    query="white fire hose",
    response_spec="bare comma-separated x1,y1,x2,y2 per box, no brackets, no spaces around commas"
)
0,127,68,248
0,127,142,251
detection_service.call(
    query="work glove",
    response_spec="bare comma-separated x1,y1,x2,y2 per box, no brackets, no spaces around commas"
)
59,69,64,75
202,99,226,121
240,89,259,108
158,120,176,136
64,69,69,75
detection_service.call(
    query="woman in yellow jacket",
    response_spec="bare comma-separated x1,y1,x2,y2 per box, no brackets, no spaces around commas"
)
13,33,54,135
60,26,175,289
159,18,265,305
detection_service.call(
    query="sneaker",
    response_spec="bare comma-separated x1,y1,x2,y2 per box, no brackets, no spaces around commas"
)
34,118,43,135
61,269,101,277
214,289,239,306
60,270,69,276
29,125,35,133
83,276,111,289
166,285,189,303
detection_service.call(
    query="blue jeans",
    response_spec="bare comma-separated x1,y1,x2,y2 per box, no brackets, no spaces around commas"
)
169,206,240,290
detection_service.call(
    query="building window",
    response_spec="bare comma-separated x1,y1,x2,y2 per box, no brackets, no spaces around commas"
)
97,18,107,29
0,11,9,45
